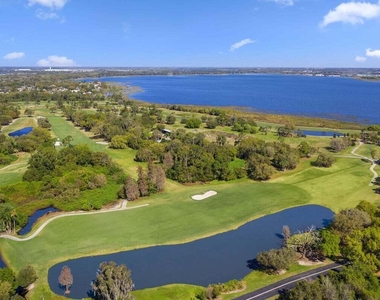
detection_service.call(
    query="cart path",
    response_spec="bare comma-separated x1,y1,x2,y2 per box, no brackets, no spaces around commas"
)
349,142,378,186
233,263,343,300
0,202,148,242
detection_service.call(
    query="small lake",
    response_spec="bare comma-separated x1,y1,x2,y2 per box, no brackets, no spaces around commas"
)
48,205,333,299
301,130,344,137
8,127,33,137
18,207,59,236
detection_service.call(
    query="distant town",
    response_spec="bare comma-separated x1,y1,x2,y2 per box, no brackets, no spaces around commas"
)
1,67,380,79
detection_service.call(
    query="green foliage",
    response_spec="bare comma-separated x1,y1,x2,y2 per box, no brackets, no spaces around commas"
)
16,265,37,288
319,229,340,257
297,141,312,158
314,152,335,168
257,248,297,274
165,114,176,125
0,268,16,290
92,261,135,300
185,117,202,129
110,135,128,149
279,263,380,300
287,226,320,259
0,281,12,300
37,117,51,129
331,208,371,236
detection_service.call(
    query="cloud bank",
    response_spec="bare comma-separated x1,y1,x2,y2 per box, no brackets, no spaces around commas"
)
28,0,68,9
230,38,256,52
3,52,25,60
320,1,380,27
366,48,380,58
37,55,77,66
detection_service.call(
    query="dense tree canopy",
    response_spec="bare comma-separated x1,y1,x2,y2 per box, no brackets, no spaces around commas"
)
92,261,134,300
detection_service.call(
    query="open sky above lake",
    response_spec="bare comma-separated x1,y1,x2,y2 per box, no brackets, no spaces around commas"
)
1,0,380,68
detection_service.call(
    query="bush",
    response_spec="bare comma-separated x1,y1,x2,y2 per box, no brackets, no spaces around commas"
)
185,117,202,129
257,248,297,274
314,152,335,167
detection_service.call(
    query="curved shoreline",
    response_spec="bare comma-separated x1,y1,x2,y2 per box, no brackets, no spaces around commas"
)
0,202,149,242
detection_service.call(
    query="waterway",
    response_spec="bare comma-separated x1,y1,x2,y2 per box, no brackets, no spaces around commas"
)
48,205,333,298
18,207,59,236
91,74,380,124
8,127,33,137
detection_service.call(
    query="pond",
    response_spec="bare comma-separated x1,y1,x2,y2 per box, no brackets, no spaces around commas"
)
48,205,333,299
301,130,344,137
18,207,59,236
0,257,6,268
8,127,33,137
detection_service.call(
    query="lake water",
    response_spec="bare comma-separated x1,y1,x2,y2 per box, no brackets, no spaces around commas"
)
48,205,333,299
8,127,33,137
92,74,380,124
18,207,59,236
300,130,343,137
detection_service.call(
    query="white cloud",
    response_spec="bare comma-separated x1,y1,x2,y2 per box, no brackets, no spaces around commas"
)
320,1,380,27
355,56,367,62
36,55,77,66
230,38,256,52
3,52,25,60
28,0,67,9
36,9,58,19
366,48,380,58
267,0,294,6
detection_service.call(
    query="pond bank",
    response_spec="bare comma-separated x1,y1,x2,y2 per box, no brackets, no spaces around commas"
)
48,205,333,299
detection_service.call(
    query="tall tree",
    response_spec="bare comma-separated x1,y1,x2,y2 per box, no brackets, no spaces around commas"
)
137,166,149,197
124,176,139,201
92,261,134,300
58,266,73,294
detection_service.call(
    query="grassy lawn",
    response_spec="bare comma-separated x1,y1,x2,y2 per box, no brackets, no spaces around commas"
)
1,155,378,299
0,106,378,299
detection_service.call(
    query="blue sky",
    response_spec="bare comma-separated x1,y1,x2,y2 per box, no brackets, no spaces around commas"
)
1,0,380,67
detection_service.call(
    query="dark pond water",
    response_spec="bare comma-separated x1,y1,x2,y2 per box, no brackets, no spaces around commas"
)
0,257,6,268
8,127,33,137
48,205,333,299
18,207,59,236
90,74,380,124
301,130,344,137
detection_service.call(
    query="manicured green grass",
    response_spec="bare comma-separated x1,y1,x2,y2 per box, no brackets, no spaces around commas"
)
1,105,377,300
133,284,204,300
48,116,106,152
1,153,379,299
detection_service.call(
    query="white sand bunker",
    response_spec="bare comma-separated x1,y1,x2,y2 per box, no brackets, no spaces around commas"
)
191,190,217,201
96,141,109,145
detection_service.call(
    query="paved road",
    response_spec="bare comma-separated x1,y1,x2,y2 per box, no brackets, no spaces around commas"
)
233,263,343,300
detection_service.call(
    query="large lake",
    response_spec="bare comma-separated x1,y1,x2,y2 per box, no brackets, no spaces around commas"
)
48,205,333,299
93,74,380,124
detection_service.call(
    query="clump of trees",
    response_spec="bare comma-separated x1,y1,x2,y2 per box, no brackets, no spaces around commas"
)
0,265,38,298
119,163,166,200
92,261,134,300
279,200,380,298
